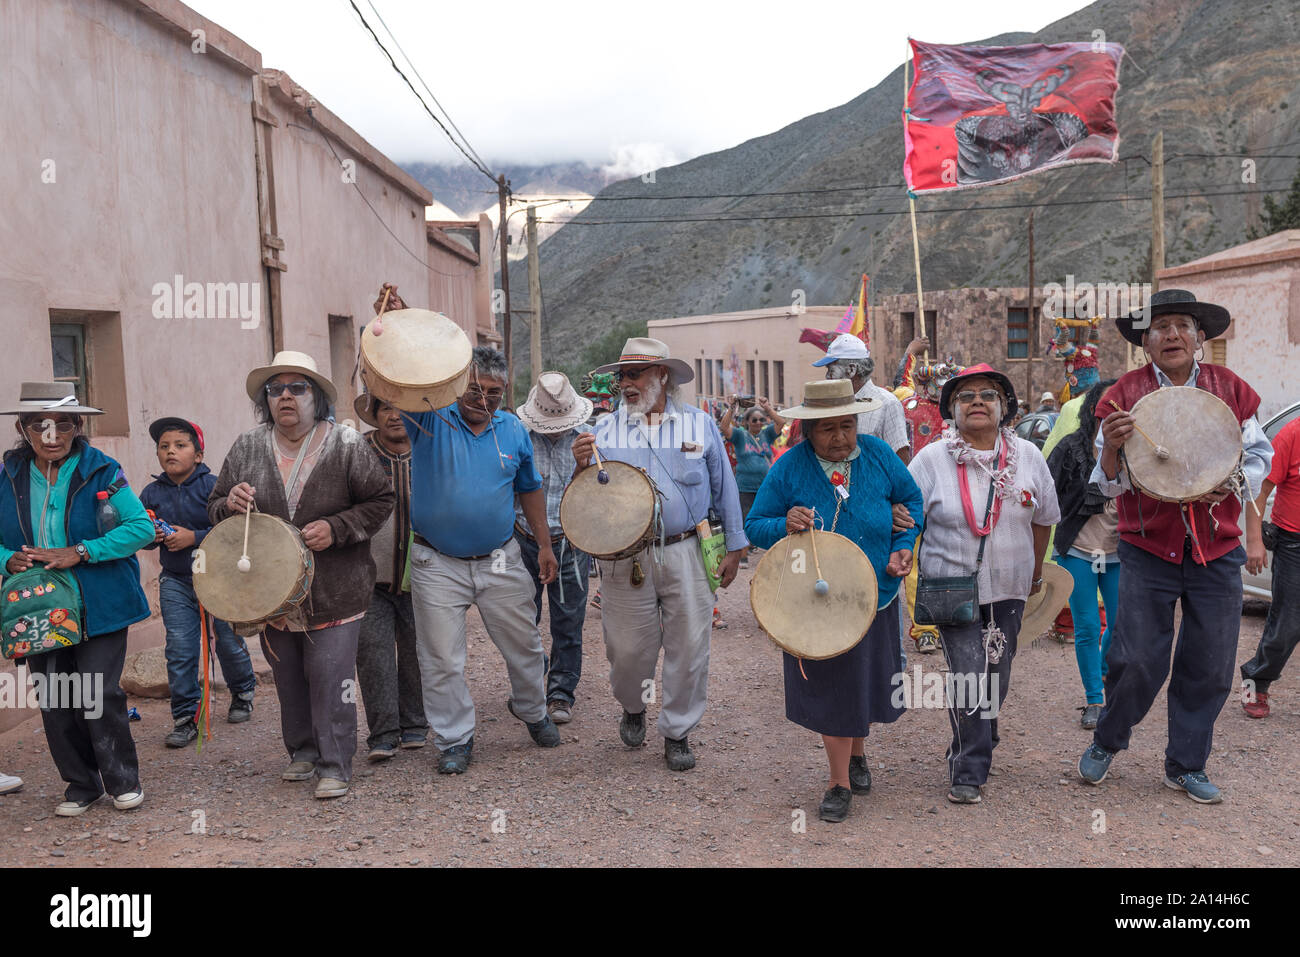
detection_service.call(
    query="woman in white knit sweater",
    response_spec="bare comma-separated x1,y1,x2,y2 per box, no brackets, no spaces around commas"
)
907,364,1060,805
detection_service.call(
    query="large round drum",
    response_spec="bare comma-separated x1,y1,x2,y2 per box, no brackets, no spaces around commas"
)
193,513,314,631
1126,386,1242,502
750,530,878,660
560,461,657,561
360,308,472,412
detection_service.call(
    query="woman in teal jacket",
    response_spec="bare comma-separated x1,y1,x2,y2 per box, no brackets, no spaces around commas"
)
0,383,153,816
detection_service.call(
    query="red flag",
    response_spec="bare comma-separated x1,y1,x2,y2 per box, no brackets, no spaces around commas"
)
904,39,1123,193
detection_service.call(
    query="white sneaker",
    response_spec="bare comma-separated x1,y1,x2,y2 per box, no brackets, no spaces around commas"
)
0,772,22,795
113,789,144,810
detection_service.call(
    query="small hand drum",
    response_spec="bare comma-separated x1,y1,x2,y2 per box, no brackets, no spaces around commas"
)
560,461,657,561
749,530,878,660
1126,387,1242,502
193,513,314,631
360,308,473,412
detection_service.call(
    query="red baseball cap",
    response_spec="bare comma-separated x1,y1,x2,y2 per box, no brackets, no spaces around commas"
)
149,417,204,451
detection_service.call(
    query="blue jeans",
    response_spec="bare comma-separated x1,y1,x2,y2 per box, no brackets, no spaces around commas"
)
160,573,256,721
514,531,588,704
1058,554,1120,705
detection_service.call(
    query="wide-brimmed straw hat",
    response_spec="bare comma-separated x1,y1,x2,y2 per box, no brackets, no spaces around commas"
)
352,393,390,428
245,350,338,404
1020,563,1074,639
1,382,102,416
938,363,1019,425
780,379,880,419
593,337,694,386
1116,288,1230,347
517,372,593,434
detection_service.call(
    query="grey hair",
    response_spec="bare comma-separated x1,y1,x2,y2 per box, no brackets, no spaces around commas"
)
470,346,508,382
827,358,875,382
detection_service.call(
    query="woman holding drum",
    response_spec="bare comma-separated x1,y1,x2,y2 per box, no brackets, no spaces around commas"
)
907,364,1059,806
744,379,923,823
208,352,394,800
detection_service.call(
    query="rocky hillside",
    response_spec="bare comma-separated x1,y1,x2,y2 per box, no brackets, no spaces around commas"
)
515,0,1300,364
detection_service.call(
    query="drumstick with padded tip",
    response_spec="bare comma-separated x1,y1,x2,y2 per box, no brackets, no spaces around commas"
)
372,286,392,337
591,444,610,485
237,501,252,573
808,513,829,596
1108,399,1170,460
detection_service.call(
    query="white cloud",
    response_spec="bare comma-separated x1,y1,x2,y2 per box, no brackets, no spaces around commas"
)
600,143,681,181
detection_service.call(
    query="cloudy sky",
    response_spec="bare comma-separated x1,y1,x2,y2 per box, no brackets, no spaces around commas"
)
188,0,1092,174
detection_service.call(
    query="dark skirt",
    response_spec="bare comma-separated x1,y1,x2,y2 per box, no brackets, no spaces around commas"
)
783,601,904,737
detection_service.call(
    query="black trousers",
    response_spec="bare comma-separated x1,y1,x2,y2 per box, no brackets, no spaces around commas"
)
939,599,1025,788
1094,540,1244,777
36,628,140,803
1241,526,1300,693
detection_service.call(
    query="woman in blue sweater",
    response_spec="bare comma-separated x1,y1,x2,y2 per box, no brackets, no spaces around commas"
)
745,379,923,823
0,383,154,816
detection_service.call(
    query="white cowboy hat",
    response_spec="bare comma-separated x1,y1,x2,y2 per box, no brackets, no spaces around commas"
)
779,379,880,420
1019,563,1074,640
517,372,593,434
245,350,338,404
593,337,694,386
1,382,102,416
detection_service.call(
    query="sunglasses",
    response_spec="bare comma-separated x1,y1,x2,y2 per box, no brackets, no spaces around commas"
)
24,420,76,435
956,389,1002,405
266,380,313,398
615,366,658,383
464,386,504,406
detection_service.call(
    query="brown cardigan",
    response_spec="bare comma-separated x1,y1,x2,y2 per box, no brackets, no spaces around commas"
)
208,423,395,627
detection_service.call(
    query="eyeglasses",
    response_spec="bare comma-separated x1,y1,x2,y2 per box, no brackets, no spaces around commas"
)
464,386,504,406
956,389,1002,405
1148,317,1197,337
24,420,75,434
266,380,312,398
615,366,657,383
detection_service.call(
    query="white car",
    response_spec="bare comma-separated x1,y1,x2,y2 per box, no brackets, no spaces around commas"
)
1243,400,1300,602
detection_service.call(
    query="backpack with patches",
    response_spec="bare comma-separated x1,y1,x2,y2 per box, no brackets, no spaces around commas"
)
0,566,84,661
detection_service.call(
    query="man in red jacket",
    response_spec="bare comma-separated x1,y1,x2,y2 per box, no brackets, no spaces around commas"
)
1076,290,1273,804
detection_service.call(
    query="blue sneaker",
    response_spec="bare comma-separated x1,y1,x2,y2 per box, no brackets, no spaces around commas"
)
1164,771,1222,804
1078,743,1115,784
437,739,473,774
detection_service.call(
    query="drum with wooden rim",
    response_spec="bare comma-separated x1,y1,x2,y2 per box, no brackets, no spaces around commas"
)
1125,386,1242,503
360,308,473,413
193,513,314,633
560,461,658,561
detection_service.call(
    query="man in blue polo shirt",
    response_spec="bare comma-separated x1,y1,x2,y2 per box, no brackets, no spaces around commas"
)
405,346,561,774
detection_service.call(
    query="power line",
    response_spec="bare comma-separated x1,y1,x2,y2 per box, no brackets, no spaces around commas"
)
346,0,496,183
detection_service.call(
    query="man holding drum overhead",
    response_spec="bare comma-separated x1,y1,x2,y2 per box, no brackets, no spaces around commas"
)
572,338,746,772
209,351,395,800
1077,290,1273,804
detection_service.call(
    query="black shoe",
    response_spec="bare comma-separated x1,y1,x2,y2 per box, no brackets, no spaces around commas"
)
228,694,254,724
437,739,473,774
947,784,982,804
165,719,197,748
664,736,696,771
1079,704,1101,730
619,709,646,747
506,698,561,747
848,755,872,794
819,785,852,822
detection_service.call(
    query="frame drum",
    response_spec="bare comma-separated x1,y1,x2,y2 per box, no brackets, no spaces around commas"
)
360,308,473,413
749,530,878,660
560,461,657,561
193,513,314,630
1125,387,1242,502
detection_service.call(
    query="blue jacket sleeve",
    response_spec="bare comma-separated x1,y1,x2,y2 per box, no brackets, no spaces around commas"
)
744,457,791,551
882,442,924,554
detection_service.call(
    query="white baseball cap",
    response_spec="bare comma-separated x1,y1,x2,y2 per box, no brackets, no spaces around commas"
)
812,333,870,367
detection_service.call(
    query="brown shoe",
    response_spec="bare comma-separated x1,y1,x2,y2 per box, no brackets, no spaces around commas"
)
547,699,573,724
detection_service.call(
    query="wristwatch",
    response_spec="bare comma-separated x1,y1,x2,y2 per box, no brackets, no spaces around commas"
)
74,543,89,563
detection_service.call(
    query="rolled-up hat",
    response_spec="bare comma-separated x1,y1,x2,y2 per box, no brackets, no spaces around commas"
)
245,350,338,404
1,382,102,415
1020,563,1074,639
780,379,880,419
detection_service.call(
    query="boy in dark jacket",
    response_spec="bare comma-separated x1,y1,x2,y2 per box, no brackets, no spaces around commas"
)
140,418,256,747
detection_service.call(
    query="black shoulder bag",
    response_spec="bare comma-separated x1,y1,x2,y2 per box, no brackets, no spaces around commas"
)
913,477,997,627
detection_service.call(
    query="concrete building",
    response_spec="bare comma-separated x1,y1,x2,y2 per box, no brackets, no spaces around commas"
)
0,0,496,725
1156,230,1300,420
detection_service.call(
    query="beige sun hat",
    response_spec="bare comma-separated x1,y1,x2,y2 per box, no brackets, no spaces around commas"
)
245,350,338,404
593,337,694,386
517,372,594,434
353,393,389,428
780,379,880,419
1019,563,1074,640
1,382,102,416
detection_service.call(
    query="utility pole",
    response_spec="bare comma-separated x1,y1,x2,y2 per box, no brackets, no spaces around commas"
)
1026,209,1035,405
1151,130,1165,293
497,173,513,403
527,204,542,384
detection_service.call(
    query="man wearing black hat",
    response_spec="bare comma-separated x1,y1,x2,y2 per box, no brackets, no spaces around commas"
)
1077,290,1274,803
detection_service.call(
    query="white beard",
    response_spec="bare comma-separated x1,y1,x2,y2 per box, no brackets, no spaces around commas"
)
624,374,666,417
